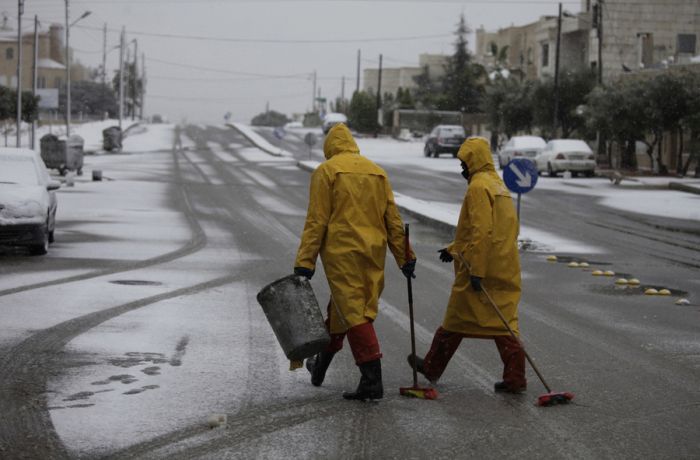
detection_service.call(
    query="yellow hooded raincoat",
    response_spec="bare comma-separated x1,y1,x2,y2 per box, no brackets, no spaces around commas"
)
295,124,413,334
443,137,522,337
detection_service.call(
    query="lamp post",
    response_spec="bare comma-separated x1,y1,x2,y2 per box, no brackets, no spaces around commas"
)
65,1,91,138
16,0,24,147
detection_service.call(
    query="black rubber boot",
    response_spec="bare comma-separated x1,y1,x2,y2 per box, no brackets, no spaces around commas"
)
406,354,436,384
306,351,335,387
342,359,383,401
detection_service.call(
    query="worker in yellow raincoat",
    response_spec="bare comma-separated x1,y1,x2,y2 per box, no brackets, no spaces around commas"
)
408,137,526,393
294,123,416,401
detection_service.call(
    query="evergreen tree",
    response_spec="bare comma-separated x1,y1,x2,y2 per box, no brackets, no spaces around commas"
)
440,14,485,112
348,91,377,133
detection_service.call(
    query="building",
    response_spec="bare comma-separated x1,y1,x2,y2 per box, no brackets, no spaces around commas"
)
0,15,89,92
475,0,700,84
363,53,449,96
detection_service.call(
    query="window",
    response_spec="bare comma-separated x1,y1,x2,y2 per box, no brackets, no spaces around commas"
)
541,43,550,67
38,76,46,89
678,34,697,54
5,47,13,60
54,77,62,88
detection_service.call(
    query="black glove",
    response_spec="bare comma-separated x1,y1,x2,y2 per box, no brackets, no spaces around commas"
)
438,248,453,263
470,276,482,292
294,267,315,280
401,259,417,279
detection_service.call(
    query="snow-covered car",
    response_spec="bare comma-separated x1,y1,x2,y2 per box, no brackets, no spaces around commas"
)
497,135,546,169
0,148,60,255
322,113,348,134
424,125,466,158
536,139,595,177
284,121,304,129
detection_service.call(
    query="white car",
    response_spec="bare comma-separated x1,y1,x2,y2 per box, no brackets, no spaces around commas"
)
497,136,546,169
322,113,348,134
0,148,60,255
536,139,596,177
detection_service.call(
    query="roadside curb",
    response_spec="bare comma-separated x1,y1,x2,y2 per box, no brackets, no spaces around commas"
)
395,203,456,235
669,181,700,196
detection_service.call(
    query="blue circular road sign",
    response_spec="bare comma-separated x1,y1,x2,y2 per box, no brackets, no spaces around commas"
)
503,158,538,194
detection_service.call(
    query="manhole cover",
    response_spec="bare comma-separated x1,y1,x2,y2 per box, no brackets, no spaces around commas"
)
110,280,163,286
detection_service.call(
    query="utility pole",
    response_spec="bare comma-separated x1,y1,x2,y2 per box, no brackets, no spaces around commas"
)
32,15,38,149
65,0,71,138
132,39,137,121
118,27,125,131
356,49,361,94
101,22,107,85
375,54,382,137
16,0,24,147
597,0,603,84
311,69,317,113
553,2,562,137
140,52,145,119
341,75,345,111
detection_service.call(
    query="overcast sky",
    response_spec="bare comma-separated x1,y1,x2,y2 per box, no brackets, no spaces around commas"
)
16,0,581,123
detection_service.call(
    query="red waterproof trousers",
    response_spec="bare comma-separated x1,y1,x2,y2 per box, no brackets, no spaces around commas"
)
422,327,526,389
323,301,382,365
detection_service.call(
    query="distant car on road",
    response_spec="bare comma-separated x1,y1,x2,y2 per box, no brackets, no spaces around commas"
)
424,125,466,158
322,113,348,134
284,121,304,129
497,135,546,169
535,139,596,177
0,148,60,255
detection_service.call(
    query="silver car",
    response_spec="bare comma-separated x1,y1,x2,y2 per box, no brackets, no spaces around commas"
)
536,139,596,177
497,136,546,169
0,148,60,255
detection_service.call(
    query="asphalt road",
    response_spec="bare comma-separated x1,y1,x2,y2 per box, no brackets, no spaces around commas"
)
0,124,698,459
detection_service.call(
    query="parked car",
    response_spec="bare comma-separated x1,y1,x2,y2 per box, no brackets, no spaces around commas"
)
424,125,466,158
0,148,60,255
497,135,546,169
322,113,348,134
535,139,595,177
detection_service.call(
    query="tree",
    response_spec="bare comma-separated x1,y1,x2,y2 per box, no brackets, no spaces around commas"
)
680,71,700,177
489,42,510,70
439,14,485,112
59,81,118,118
483,77,533,149
532,69,595,139
396,87,415,109
251,110,289,127
412,65,439,110
112,62,144,119
347,90,377,133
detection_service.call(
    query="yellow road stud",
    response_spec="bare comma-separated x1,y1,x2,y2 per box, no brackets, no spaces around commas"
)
568,262,580,268
628,278,640,285
675,298,690,305
615,278,628,285
658,289,671,296
579,262,590,268
592,270,603,276
644,288,658,295
603,270,615,276
546,255,558,262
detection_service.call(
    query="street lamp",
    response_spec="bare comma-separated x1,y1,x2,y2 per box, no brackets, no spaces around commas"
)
65,0,91,137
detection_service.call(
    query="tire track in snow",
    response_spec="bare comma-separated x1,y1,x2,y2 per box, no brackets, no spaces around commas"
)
0,146,207,299
0,271,251,460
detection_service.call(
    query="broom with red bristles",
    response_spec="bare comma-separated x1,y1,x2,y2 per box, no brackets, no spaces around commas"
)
399,224,438,400
456,253,574,407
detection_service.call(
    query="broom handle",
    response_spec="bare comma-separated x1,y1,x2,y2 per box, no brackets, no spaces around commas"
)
405,224,418,388
456,253,552,393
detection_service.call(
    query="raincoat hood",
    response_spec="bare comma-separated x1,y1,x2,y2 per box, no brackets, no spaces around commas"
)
457,137,495,176
323,123,360,160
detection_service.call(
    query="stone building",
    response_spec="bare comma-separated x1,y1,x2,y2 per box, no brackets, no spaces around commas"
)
363,53,449,96
0,15,89,91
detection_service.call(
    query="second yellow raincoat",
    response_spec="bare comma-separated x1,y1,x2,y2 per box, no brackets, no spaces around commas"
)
295,124,413,334
443,137,522,337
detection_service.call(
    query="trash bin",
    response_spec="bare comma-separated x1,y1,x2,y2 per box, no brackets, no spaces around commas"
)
40,133,84,176
102,126,122,152
256,274,330,361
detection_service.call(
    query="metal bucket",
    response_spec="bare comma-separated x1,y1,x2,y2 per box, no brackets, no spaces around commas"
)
256,274,330,361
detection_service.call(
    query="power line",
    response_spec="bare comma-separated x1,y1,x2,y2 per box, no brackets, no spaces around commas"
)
145,56,312,79
72,24,452,44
